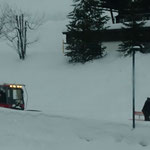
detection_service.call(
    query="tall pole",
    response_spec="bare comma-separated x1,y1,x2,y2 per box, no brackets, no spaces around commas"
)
132,47,135,128
131,0,136,129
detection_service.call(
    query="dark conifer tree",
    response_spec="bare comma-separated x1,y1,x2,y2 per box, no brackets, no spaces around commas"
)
65,0,108,63
118,1,146,56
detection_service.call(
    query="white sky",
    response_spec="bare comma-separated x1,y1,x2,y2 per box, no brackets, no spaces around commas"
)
0,0,72,20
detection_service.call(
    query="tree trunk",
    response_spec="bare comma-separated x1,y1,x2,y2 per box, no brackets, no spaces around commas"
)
110,8,115,24
16,14,27,60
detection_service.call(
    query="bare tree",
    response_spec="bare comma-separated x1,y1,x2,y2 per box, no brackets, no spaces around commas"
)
0,4,44,60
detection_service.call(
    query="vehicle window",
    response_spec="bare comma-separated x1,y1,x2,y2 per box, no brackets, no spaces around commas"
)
13,89,23,100
0,90,6,103
7,89,10,98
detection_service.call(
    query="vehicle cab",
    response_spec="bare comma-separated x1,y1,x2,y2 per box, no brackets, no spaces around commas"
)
0,84,25,110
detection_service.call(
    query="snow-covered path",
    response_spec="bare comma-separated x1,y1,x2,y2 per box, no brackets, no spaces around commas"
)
0,108,150,150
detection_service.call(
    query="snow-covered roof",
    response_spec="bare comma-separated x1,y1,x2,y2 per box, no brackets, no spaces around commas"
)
106,20,150,30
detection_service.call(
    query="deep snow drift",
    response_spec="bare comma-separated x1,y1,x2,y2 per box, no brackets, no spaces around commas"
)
0,0,150,149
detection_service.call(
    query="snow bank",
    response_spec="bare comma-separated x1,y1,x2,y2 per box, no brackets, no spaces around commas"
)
0,108,150,150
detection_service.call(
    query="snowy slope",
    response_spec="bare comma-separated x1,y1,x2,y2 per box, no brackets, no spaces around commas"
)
1,107,150,150
0,0,150,150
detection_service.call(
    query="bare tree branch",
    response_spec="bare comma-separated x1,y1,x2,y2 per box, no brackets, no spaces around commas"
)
0,3,44,60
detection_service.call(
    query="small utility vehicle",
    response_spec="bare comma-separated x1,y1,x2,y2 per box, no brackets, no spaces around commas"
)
0,84,25,110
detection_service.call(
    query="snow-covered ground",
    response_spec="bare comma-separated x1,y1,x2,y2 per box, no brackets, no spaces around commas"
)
0,0,150,150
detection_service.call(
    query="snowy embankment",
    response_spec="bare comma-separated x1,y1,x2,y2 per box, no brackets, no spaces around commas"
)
1,107,150,150
0,0,150,149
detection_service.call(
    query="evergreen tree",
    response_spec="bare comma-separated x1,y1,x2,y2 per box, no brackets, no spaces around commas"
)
65,0,108,63
118,1,146,56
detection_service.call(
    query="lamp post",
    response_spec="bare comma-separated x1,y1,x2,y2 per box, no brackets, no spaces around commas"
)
131,0,136,129
132,46,135,129
130,0,144,128
132,45,143,129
